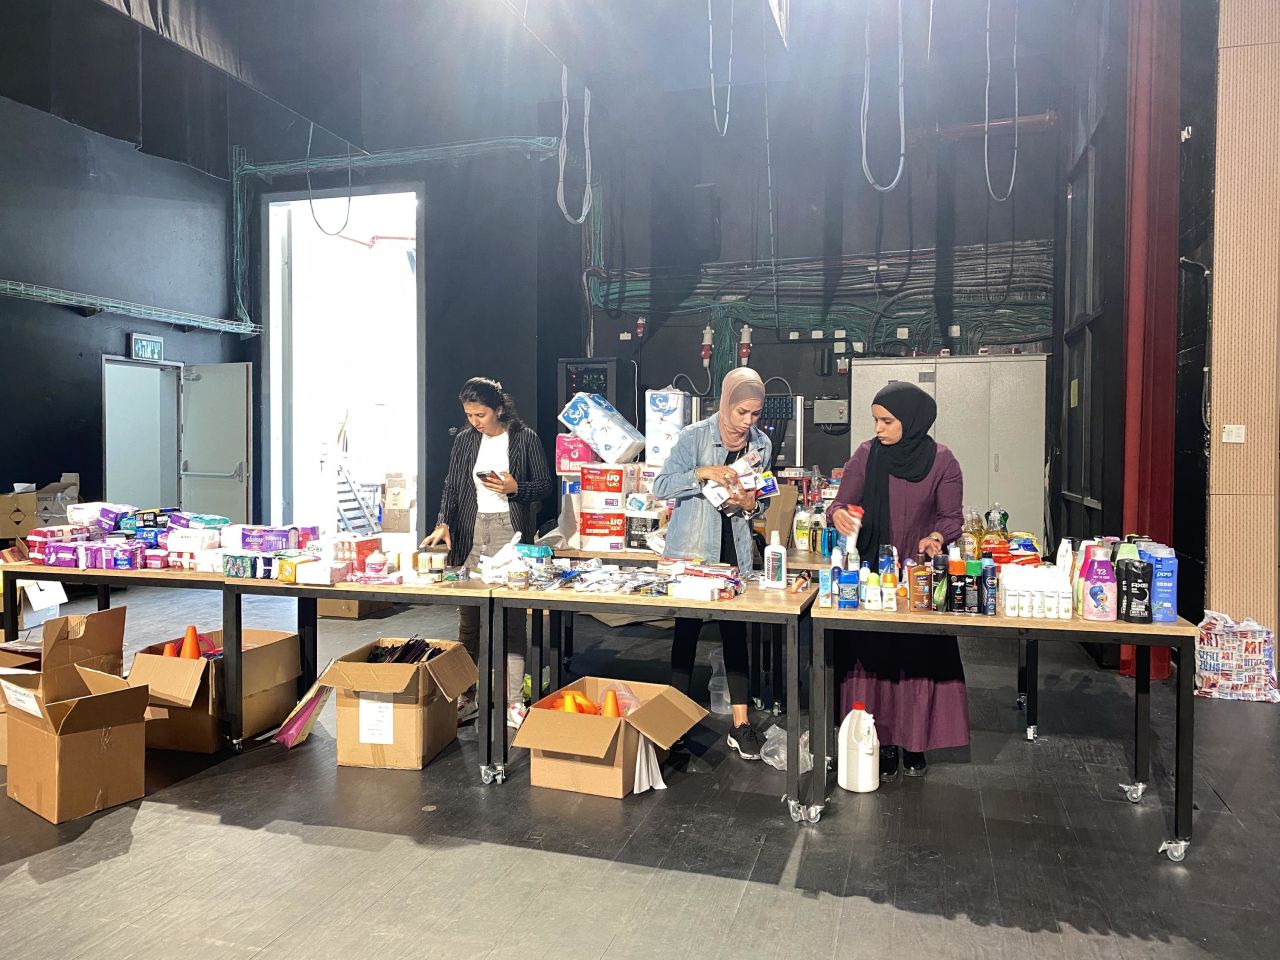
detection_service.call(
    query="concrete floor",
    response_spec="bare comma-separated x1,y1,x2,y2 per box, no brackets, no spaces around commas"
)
0,585,1275,959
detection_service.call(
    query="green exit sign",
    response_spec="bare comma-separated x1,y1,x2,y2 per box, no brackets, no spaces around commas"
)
129,333,164,362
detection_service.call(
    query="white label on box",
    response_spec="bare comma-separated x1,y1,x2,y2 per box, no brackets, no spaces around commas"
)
1222,424,1246,444
358,693,395,744
896,327,910,340
0,678,42,717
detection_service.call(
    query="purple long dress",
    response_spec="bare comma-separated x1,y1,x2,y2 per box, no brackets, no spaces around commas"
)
826,440,970,752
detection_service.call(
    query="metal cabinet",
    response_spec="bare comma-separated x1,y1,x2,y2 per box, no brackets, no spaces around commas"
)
848,355,1048,540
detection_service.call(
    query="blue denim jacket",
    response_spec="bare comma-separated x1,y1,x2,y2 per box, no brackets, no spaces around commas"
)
651,415,772,572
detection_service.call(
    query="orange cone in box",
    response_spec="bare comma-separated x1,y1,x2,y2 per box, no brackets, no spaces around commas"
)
602,689,621,718
180,625,201,659
562,695,579,713
162,641,178,657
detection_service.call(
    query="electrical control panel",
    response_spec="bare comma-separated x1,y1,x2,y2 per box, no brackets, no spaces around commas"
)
813,398,849,425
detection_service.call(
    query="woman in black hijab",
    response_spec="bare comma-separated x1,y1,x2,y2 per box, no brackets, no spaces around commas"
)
827,381,968,779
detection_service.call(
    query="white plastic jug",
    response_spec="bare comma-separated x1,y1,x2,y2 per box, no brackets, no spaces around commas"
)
837,701,880,792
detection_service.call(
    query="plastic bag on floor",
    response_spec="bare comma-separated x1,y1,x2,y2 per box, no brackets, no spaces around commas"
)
759,724,812,774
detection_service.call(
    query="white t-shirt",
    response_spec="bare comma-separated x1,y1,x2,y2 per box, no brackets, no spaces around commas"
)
473,430,511,513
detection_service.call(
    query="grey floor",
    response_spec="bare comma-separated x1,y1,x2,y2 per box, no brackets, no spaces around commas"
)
1,585,1277,960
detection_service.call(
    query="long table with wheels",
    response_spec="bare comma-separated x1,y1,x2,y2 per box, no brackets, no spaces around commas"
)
484,582,818,811
808,607,1200,859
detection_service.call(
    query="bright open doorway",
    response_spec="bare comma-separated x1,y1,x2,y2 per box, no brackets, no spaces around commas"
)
266,190,421,549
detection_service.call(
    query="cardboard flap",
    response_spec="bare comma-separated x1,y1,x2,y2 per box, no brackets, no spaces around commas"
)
319,655,418,695
0,671,51,728
424,642,478,702
626,687,708,750
127,654,208,708
512,709,621,758
41,606,126,676
48,682,150,735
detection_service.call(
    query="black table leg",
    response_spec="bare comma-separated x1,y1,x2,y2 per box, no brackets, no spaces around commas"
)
2,570,19,640
297,596,318,697
809,616,828,812
477,599,493,774
96,585,111,611
1017,639,1028,708
1134,644,1151,786
1174,636,1194,843
749,622,762,707
1025,639,1039,740
563,611,574,670
785,617,803,821
221,585,244,747
549,610,563,690
772,624,785,715
529,607,543,709
495,602,510,769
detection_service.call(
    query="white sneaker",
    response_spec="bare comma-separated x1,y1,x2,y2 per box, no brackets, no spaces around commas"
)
506,702,528,729
457,694,479,725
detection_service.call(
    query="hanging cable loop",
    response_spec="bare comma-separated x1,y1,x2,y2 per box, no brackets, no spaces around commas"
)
557,64,593,224
305,121,353,236
708,0,734,136
860,0,906,193
984,0,1020,202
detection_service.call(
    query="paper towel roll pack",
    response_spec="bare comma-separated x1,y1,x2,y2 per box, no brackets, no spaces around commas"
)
558,393,645,464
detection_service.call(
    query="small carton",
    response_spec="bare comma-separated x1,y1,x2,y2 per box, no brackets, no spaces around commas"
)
222,525,300,553
297,560,351,585
2,663,147,823
333,535,382,572
126,628,301,753
645,389,692,465
624,510,666,551
554,434,600,476
383,473,415,511
0,492,38,539
558,393,645,464
513,677,707,798
276,554,318,584
318,638,478,770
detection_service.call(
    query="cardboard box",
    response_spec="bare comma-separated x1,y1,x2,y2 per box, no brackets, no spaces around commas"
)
34,475,80,526
645,390,692,465
318,599,394,620
0,492,38,540
624,510,666,551
126,628,301,753
513,677,706,798
384,473,415,511
333,535,382,572
554,434,600,475
558,393,645,464
319,638,477,770
2,663,147,822
381,506,414,534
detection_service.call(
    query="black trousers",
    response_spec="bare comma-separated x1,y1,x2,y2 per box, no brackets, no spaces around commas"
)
672,618,750,706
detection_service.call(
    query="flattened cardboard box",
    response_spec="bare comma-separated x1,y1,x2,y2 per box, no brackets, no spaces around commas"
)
0,607,126,766
513,677,707,799
319,638,476,770
127,628,301,753
1,664,148,823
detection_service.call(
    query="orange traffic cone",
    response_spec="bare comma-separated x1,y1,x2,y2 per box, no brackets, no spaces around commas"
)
561,694,579,713
602,689,621,718
162,642,178,658
180,625,201,659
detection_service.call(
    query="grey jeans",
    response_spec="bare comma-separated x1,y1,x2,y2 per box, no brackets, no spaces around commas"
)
458,512,526,703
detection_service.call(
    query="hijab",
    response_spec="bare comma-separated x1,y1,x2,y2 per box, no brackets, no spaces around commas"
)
717,368,766,451
856,381,939,558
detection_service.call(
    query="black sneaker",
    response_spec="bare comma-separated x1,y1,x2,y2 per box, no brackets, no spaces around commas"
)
727,722,762,760
903,750,927,777
880,745,901,781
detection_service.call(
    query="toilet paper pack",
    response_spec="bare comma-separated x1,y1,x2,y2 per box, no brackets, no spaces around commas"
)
558,393,645,464
645,390,692,466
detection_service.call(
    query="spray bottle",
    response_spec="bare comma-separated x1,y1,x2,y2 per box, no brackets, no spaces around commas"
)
763,531,787,589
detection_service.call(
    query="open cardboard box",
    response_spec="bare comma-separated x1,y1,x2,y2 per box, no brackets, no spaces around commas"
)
127,628,301,753
1,663,148,823
318,599,394,620
0,606,126,766
319,638,476,770
513,677,707,799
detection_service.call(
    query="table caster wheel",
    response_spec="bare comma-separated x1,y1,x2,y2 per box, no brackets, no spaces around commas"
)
480,765,495,785
232,740,245,754
1121,782,1147,804
1016,693,1027,710
1159,839,1188,862
493,765,507,785
803,805,823,824
772,701,783,717
1025,725,1038,742
752,697,766,712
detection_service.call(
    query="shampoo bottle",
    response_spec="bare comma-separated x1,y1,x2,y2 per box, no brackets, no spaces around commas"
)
763,531,787,589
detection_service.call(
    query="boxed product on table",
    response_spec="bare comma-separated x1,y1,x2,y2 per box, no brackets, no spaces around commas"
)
131,527,166,548
624,509,667,551
167,527,222,552
579,464,642,512
297,526,321,548
221,525,299,553
126,627,301,753
276,554,318,584
333,534,382,572
42,543,83,568
223,553,258,579
296,560,352,586
318,638,477,770
513,677,707,799
168,551,197,571
558,393,645,464
579,512,626,552
166,512,232,530
66,503,134,530
555,434,601,475
109,542,147,570
645,389,692,466
193,550,226,573
559,478,582,497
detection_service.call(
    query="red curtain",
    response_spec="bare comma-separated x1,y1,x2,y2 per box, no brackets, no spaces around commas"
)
1121,0,1181,677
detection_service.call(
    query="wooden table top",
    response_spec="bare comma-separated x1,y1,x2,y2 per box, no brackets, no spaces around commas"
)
493,581,816,616
0,562,226,587
811,603,1200,637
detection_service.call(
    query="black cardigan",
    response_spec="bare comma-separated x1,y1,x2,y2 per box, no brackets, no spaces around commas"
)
436,422,552,566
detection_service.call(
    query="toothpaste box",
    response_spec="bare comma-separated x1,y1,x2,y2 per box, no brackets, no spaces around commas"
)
558,393,645,464
555,434,600,476
645,389,692,466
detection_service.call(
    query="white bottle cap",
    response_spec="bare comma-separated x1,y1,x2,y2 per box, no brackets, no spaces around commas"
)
770,530,780,546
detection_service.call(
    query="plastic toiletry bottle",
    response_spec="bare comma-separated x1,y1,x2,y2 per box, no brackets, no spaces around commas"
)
948,546,967,612
878,545,895,577
959,507,983,560
830,547,845,606
845,539,861,575
932,551,949,612
1044,571,1060,619
763,531,787,589
1142,544,1178,623
1001,566,1020,617
793,507,811,553
1031,572,1046,618
911,555,933,611
864,569,882,611
837,701,880,793
1057,577,1074,619
838,569,860,609
1122,559,1154,623
964,560,981,614
881,567,898,612
981,556,998,616
859,561,872,604
1080,548,1118,621
1056,537,1075,573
